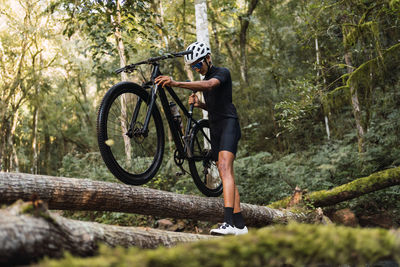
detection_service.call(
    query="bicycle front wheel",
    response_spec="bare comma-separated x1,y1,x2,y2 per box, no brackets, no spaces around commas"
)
188,119,223,197
97,82,164,185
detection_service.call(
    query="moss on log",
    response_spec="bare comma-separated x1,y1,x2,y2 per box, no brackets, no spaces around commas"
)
268,167,400,209
40,223,400,266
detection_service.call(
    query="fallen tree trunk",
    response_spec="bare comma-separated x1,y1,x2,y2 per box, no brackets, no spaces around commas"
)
41,223,400,266
0,200,216,265
268,167,400,208
0,172,308,227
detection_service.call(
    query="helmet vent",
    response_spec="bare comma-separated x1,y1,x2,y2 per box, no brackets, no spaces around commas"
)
184,41,211,64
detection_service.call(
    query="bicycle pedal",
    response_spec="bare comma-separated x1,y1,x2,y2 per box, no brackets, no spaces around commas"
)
176,172,184,177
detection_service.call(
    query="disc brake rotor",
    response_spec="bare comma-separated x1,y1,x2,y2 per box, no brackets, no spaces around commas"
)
131,122,145,144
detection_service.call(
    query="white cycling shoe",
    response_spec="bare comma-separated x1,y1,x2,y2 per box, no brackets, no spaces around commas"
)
210,222,237,235
210,223,249,236
234,226,248,235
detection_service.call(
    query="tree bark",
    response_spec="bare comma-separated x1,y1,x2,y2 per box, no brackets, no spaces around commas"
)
112,0,132,162
9,109,19,172
0,200,214,265
195,0,210,122
239,0,259,85
195,0,210,46
344,51,365,153
0,172,308,227
268,167,400,209
31,104,39,174
315,36,330,140
194,0,211,149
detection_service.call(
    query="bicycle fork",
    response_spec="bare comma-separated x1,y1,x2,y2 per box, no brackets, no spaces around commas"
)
126,85,158,138
127,64,161,138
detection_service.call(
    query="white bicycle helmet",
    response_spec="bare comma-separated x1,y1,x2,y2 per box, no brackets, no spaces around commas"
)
184,41,211,64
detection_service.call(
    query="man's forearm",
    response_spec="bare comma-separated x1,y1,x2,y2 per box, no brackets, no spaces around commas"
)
172,80,216,92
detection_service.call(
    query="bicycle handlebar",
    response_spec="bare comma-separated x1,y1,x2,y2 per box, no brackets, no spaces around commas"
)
115,50,193,74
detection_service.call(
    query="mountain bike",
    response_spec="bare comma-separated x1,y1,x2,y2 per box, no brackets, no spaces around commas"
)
96,50,222,197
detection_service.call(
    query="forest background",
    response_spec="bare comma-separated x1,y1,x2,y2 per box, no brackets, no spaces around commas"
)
1,0,400,226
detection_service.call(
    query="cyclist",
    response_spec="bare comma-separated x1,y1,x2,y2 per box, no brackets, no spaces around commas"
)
155,41,248,235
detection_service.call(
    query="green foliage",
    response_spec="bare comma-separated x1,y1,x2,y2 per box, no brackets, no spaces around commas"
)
58,148,202,196
62,210,156,227
236,141,360,205
58,152,114,182
274,78,321,133
56,0,158,66
237,84,400,206
326,43,400,114
362,89,400,170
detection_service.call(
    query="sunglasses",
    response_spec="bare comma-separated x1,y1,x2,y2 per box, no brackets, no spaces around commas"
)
191,58,205,70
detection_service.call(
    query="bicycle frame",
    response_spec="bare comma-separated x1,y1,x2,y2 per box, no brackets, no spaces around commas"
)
130,62,199,160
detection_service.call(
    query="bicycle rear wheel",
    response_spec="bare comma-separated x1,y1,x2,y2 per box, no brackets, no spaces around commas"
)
97,82,164,185
188,119,223,197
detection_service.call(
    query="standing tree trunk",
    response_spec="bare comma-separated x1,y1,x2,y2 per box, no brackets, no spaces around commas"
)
112,0,131,162
182,0,195,82
151,0,168,49
315,36,330,140
2,119,12,172
344,51,365,153
238,0,259,86
5,109,19,172
31,104,39,174
194,0,212,156
194,0,210,121
341,12,366,153
43,121,50,174
207,2,221,66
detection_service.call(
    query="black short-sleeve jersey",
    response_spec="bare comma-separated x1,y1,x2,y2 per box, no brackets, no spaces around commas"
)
203,66,238,122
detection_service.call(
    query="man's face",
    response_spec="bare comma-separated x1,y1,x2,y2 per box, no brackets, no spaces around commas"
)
190,56,210,75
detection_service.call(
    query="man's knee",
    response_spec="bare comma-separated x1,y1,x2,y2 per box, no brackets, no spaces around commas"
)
218,151,235,175
218,160,230,175
218,159,232,175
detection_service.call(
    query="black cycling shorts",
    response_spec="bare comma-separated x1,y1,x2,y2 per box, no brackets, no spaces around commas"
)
210,118,241,161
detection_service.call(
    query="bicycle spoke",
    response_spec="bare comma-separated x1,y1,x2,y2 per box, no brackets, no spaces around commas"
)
139,142,152,158
188,120,223,196
100,90,161,177
107,119,126,128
